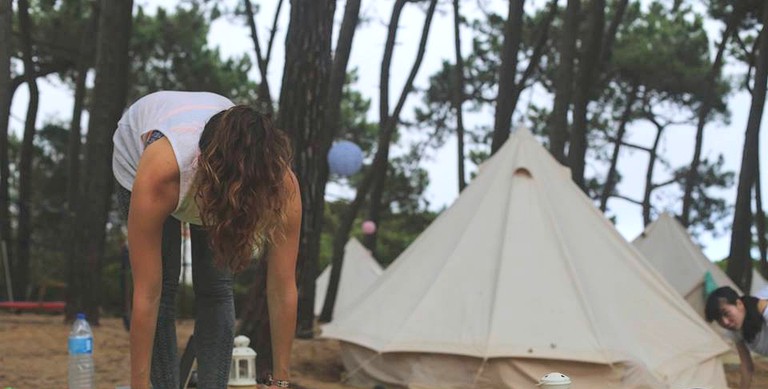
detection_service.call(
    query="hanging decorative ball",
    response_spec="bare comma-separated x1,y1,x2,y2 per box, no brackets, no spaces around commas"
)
328,140,363,177
362,220,377,235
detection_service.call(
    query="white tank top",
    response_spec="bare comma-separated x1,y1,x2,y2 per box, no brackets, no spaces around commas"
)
112,91,234,225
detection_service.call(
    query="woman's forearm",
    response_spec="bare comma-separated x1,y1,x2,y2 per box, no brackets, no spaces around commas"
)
740,375,751,389
130,297,161,389
267,282,298,380
740,365,753,389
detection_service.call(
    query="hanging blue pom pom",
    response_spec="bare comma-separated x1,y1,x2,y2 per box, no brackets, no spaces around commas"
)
328,140,363,177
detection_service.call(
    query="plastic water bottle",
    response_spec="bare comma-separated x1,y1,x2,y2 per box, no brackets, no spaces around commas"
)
68,313,95,389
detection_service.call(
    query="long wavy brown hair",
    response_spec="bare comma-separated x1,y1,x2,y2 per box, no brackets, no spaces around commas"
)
195,105,294,272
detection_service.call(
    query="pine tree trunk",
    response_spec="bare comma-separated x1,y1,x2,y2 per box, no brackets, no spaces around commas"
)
599,0,630,74
548,0,580,164
74,0,133,323
66,1,99,321
244,0,274,112
727,4,768,291
642,123,664,226
276,0,336,338
315,0,363,323
755,170,768,277
568,0,605,190
363,0,438,255
509,0,558,120
491,0,525,155
15,0,40,300
319,179,368,323
0,0,13,290
600,84,638,212
453,0,467,191
237,257,272,381
681,6,743,226
361,0,407,255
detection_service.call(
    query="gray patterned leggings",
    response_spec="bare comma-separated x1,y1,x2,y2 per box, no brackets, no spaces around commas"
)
117,186,235,389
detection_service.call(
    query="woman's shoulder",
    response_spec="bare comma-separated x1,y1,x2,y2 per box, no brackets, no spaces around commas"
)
137,138,180,187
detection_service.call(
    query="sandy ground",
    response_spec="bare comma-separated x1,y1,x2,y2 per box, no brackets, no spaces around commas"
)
2,312,768,389
0,312,355,389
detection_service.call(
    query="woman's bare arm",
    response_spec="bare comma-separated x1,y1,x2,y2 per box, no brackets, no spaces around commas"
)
127,139,179,389
266,171,301,384
736,340,754,389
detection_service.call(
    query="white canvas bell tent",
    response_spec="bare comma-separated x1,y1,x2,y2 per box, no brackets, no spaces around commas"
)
633,213,742,315
753,268,768,298
634,213,768,302
321,129,730,389
314,238,383,318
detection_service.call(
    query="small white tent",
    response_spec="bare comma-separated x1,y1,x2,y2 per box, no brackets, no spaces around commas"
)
314,238,382,318
752,268,768,298
321,129,729,389
633,213,741,315
635,213,768,301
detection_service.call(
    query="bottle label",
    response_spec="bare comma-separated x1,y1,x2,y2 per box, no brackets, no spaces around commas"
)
68,337,93,354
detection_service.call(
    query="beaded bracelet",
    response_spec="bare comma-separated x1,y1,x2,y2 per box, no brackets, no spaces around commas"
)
267,377,290,388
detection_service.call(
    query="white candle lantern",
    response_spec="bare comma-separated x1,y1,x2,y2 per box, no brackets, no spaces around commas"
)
537,372,572,388
228,335,257,387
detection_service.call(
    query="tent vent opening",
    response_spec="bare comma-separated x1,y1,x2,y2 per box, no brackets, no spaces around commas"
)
513,167,532,178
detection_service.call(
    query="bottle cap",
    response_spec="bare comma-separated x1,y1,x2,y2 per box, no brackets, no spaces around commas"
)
76,313,86,320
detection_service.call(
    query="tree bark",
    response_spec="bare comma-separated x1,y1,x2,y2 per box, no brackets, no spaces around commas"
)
681,6,744,226
453,0,467,192
491,0,525,155
509,0,558,113
363,0,438,255
568,0,605,190
73,0,133,322
600,84,638,212
15,0,40,300
642,120,664,226
320,171,373,324
275,0,336,338
727,3,768,291
244,0,275,112
313,0,363,323
359,0,407,256
0,0,13,288
9,61,72,99
66,0,99,321
599,0,630,74
548,0,580,164
237,256,272,381
756,169,768,277
363,0,438,256
265,0,284,66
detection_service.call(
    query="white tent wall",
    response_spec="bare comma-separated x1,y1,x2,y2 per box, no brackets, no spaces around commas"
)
633,213,742,317
752,269,768,298
314,238,383,317
337,343,726,389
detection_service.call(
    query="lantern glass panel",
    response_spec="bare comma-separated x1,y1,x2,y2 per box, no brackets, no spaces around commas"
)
238,359,249,377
